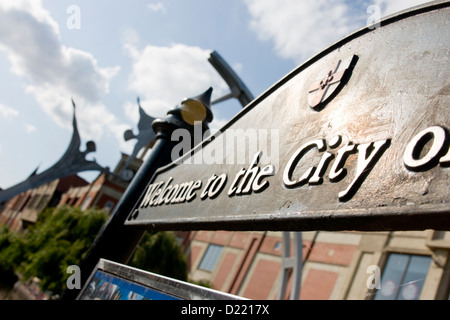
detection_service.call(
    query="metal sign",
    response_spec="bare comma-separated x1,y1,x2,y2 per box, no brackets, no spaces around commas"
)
126,2,450,232
77,259,243,300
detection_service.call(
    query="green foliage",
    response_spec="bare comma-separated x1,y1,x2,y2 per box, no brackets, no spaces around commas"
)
0,225,20,285
1,207,191,296
0,206,108,294
129,231,188,282
189,279,213,289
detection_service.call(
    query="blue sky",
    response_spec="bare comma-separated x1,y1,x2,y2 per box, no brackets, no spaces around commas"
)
0,0,430,189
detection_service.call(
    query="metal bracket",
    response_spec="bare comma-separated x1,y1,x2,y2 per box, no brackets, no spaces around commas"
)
277,232,303,300
208,51,254,108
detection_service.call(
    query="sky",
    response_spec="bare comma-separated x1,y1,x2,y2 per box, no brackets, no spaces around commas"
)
0,0,431,190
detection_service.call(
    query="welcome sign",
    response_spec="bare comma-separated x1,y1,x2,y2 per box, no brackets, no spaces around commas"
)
126,3,450,231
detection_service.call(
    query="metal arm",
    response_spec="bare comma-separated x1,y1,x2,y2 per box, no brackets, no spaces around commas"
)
208,51,254,108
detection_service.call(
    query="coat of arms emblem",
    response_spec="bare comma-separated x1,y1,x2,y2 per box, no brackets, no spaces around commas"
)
308,55,357,110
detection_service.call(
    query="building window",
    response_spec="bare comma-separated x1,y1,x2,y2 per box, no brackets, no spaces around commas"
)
274,241,281,251
374,253,431,300
27,195,40,209
81,196,92,211
198,244,223,272
16,195,31,211
37,195,50,210
102,200,115,213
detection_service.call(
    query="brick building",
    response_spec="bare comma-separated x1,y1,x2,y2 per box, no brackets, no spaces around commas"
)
57,153,142,213
0,175,88,231
183,229,450,300
0,153,141,230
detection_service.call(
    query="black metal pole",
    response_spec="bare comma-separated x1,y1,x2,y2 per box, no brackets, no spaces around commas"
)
60,88,213,300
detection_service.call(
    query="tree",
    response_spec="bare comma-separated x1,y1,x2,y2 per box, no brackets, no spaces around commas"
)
1,206,192,297
129,231,188,282
0,206,108,295
0,225,20,285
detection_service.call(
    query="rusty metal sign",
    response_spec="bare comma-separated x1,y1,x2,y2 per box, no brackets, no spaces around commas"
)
126,2,450,231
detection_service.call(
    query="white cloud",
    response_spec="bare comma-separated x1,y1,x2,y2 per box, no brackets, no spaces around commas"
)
208,117,229,134
0,0,59,35
244,0,358,64
147,2,167,14
0,0,122,142
24,123,36,133
0,103,19,120
122,42,233,153
120,27,140,45
244,0,432,64
375,0,432,17
125,43,229,118
25,84,126,144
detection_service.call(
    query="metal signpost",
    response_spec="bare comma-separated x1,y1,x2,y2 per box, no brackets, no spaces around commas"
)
72,1,449,302
126,2,450,232
61,88,216,300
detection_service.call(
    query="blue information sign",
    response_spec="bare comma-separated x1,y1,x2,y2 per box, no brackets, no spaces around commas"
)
77,259,243,300
79,270,178,300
